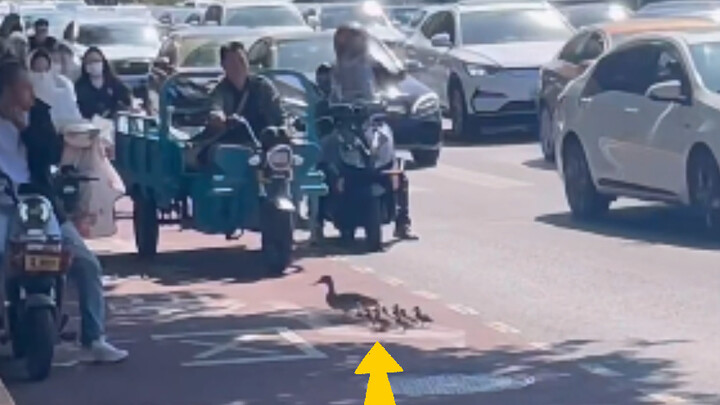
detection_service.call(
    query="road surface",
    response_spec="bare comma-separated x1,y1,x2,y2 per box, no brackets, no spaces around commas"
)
2,135,719,404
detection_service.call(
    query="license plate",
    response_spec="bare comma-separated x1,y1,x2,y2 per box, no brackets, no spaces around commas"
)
24,255,61,272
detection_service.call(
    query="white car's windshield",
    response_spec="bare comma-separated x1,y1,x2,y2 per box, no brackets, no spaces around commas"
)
461,9,573,45
637,1,720,17
77,23,160,47
21,11,72,37
225,6,305,28
181,38,239,67
319,5,390,29
560,4,631,28
690,41,720,92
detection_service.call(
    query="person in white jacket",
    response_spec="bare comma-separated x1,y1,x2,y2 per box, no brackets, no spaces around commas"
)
28,48,125,239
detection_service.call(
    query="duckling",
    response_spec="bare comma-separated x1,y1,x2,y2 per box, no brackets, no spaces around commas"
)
370,307,392,332
413,306,433,327
315,275,379,313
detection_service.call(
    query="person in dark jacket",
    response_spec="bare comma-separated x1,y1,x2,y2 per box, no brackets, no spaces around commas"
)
74,46,131,119
189,41,284,167
28,18,58,53
0,58,128,362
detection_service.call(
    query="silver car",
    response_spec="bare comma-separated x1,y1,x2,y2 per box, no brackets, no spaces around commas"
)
405,0,574,138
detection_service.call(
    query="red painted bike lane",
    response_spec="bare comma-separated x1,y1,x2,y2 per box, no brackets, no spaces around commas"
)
0,217,674,405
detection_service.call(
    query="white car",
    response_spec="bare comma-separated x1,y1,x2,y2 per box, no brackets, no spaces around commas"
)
555,29,720,229
203,1,311,32
404,0,574,138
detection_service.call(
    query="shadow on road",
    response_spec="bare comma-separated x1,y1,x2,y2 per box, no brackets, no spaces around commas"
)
523,158,556,172
537,205,720,250
2,288,716,405
443,131,536,148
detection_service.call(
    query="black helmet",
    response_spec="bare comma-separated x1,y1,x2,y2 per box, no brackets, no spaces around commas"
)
333,23,368,58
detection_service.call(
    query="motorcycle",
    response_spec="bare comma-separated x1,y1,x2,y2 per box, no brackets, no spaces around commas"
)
0,171,72,381
319,101,404,251
222,116,303,274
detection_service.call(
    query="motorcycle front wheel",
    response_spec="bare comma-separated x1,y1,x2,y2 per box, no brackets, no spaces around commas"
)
365,198,383,252
260,202,294,276
25,308,55,381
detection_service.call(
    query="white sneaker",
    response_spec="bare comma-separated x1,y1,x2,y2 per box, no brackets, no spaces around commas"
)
81,338,129,363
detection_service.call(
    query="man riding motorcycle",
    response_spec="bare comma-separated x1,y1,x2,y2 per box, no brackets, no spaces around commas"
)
315,24,415,240
188,41,284,167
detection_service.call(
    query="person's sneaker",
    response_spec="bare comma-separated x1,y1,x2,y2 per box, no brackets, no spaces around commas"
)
81,338,128,363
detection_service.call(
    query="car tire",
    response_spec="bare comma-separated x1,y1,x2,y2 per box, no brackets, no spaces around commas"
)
539,105,555,162
411,149,440,167
449,82,472,139
562,138,610,219
688,148,720,235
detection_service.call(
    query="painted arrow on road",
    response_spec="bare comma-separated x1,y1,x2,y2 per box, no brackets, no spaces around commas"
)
355,342,403,405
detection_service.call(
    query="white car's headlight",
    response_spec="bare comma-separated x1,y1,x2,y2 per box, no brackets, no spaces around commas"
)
412,93,439,116
266,145,293,171
465,63,500,77
19,197,52,229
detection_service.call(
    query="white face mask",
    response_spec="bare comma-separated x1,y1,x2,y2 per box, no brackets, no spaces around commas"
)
85,61,104,78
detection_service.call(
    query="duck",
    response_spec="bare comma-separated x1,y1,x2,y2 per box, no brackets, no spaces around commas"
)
315,275,379,313
392,305,415,330
413,306,433,327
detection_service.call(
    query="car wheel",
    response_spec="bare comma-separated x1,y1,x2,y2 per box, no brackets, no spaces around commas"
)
688,149,720,234
411,149,440,167
449,83,471,139
539,106,555,162
562,138,610,219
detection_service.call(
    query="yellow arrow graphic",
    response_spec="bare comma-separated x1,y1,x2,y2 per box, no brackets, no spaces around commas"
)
355,342,404,405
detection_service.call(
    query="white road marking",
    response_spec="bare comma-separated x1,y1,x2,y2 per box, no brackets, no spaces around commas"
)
432,164,529,189
352,266,375,274
528,342,551,351
487,322,520,335
448,304,479,316
151,327,326,367
412,290,440,300
380,276,404,286
643,392,687,404
391,372,535,397
578,363,623,378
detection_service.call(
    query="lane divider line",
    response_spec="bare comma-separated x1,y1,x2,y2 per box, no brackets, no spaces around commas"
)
380,276,404,286
487,322,520,335
352,266,375,274
448,303,479,316
578,363,623,378
528,342,551,351
643,392,687,404
412,290,440,300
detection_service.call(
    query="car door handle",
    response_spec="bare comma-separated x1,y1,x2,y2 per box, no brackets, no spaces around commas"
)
624,107,639,113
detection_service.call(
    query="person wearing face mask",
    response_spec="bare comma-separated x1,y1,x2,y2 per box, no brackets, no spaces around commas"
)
187,41,284,168
0,57,129,363
28,19,58,53
74,47,131,120
28,48,82,132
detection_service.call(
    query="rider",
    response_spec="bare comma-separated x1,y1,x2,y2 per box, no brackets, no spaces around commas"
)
190,41,284,166
317,24,415,239
0,57,128,362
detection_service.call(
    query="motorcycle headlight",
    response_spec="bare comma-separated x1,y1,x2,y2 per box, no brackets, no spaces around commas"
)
411,93,439,116
266,145,293,172
18,197,52,229
465,63,501,77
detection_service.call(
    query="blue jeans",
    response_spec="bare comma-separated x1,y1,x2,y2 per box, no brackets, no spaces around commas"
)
0,206,105,346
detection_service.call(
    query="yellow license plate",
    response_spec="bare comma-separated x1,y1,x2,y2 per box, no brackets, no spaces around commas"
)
24,255,61,272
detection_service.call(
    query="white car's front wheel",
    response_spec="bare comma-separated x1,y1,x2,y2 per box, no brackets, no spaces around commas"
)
688,149,720,234
539,106,555,162
562,138,610,220
449,84,470,139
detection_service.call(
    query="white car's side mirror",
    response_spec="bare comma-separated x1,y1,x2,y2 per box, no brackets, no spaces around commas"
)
430,33,452,48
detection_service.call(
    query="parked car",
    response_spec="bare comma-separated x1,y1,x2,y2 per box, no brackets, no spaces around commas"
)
554,29,720,231
203,1,311,32
297,1,408,58
18,4,74,38
635,0,720,18
63,16,162,93
405,0,574,138
555,2,632,28
386,5,428,35
247,30,443,166
538,17,716,161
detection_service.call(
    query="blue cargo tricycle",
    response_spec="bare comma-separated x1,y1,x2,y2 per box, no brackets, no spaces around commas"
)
113,70,327,274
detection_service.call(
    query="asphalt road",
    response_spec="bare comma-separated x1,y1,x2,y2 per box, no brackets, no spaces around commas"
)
2,134,719,404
